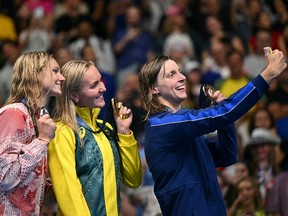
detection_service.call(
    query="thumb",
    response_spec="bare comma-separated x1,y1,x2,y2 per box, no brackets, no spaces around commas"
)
263,46,272,65
263,46,272,56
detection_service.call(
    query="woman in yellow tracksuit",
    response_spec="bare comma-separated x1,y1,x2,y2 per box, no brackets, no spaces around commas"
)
48,60,142,216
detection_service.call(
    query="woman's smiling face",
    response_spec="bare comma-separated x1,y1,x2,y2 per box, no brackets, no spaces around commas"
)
153,59,187,110
42,58,65,97
75,65,107,108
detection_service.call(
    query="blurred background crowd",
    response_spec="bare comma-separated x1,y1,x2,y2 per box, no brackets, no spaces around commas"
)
0,0,288,215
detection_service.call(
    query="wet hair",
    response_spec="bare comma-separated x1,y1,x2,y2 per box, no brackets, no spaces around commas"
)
6,51,52,108
55,59,120,157
54,60,94,138
138,55,170,120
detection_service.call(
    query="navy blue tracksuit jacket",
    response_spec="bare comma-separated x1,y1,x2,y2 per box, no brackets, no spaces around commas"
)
144,75,269,216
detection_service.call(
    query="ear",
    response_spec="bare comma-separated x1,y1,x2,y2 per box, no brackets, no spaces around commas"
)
70,92,79,103
152,86,159,95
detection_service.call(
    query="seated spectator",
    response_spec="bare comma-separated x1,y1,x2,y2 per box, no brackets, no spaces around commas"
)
243,128,282,201
112,5,155,87
266,171,288,216
0,41,20,105
244,29,273,78
227,176,266,216
201,39,230,86
181,61,203,109
214,49,250,97
69,19,116,74
53,0,89,46
249,10,287,56
0,3,17,43
18,9,53,53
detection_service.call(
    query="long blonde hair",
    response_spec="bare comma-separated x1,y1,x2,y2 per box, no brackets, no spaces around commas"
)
6,51,52,108
54,59,94,134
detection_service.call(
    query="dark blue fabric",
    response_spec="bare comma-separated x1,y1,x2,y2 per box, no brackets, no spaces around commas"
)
112,29,154,70
144,75,269,215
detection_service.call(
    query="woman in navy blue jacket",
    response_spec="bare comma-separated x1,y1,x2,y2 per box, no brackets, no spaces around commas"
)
138,47,287,216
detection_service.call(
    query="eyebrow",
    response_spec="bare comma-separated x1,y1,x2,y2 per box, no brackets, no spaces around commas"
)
52,66,60,71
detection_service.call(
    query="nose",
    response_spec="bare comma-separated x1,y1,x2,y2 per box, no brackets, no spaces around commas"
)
100,81,107,92
59,73,65,81
179,72,186,81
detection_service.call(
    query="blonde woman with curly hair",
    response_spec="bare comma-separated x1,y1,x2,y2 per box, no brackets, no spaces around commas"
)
0,51,65,215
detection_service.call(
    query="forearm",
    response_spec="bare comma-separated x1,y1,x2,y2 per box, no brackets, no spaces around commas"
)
227,199,241,216
211,123,237,167
216,74,269,123
260,68,279,85
114,36,129,54
118,132,142,188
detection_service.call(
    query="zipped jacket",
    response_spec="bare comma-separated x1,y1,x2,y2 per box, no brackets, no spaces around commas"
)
144,75,269,216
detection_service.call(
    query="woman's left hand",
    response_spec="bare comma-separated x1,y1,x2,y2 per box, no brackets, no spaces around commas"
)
113,101,133,135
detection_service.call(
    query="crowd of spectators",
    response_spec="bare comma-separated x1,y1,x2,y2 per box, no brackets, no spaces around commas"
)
0,0,288,215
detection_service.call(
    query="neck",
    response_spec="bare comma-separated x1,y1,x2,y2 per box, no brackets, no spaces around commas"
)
242,200,257,212
158,96,183,112
163,103,182,112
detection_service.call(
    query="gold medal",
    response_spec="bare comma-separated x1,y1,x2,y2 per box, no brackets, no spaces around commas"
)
111,98,129,120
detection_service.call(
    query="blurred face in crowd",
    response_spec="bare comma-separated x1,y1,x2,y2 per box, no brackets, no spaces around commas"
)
256,30,272,51
126,6,141,27
254,110,272,129
82,45,97,63
253,143,270,162
237,179,256,206
227,52,244,78
235,162,249,180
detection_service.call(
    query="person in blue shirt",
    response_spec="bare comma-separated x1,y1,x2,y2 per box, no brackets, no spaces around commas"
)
138,47,287,216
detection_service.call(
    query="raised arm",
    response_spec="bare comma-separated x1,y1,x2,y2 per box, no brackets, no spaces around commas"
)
261,47,287,84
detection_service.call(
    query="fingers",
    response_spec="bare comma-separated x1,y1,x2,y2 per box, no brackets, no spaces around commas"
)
119,106,132,120
37,115,56,143
263,46,272,56
112,98,122,116
111,98,131,120
213,90,226,103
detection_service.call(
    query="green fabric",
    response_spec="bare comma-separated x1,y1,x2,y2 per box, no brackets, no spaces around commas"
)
75,117,121,216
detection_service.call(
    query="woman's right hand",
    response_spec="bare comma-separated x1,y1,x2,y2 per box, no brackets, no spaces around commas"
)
37,114,56,145
262,47,287,84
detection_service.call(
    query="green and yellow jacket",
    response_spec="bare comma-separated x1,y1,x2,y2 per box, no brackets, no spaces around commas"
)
48,107,142,216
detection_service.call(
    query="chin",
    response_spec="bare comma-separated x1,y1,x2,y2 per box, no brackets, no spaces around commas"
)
53,91,62,96
49,90,62,97
95,101,105,108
